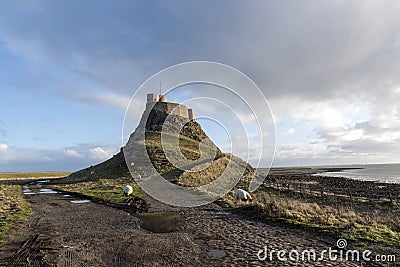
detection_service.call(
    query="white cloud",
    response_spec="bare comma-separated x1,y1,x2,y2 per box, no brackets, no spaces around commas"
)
0,143,8,151
0,120,6,137
282,128,295,136
80,93,131,110
89,146,117,161
64,149,82,158
0,143,120,171
274,140,400,167
60,89,132,110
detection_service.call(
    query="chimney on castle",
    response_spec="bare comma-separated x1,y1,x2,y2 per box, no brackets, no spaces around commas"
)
188,109,194,120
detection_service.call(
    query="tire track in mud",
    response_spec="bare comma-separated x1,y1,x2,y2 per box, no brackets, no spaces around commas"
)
6,234,40,266
60,249,73,267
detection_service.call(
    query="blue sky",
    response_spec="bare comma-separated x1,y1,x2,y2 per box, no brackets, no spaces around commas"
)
1,1,400,171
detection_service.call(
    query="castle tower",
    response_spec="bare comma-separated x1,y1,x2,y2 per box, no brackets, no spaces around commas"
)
188,109,195,120
147,93,159,103
145,93,192,119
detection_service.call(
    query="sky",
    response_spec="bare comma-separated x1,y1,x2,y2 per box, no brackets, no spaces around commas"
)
1,0,400,171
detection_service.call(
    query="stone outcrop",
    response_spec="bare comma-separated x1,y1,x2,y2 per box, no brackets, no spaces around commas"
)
60,94,253,186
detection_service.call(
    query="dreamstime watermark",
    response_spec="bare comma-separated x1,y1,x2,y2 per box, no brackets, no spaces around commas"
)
122,61,275,207
257,239,397,263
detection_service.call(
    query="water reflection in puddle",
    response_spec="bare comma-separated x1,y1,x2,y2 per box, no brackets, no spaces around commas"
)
23,180,57,195
70,200,91,204
209,249,227,258
37,180,50,183
39,188,59,194
23,189,36,195
135,212,180,233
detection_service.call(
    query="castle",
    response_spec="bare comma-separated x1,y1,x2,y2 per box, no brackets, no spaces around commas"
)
146,93,195,121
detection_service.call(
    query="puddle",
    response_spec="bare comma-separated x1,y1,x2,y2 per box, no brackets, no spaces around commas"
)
22,182,60,195
209,249,227,258
70,200,91,204
23,189,36,195
39,188,59,194
135,212,180,233
63,194,71,197
23,185,35,195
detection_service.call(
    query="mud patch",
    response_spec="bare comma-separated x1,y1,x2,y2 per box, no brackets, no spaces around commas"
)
212,211,231,215
135,212,180,233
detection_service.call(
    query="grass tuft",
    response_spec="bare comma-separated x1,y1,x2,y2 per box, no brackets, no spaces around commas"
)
0,184,31,243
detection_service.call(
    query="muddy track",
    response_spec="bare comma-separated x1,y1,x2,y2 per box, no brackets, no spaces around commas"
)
0,184,396,266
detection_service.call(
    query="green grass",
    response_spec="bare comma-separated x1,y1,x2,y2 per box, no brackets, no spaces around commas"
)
0,172,70,180
52,178,142,203
0,184,31,242
219,186,400,246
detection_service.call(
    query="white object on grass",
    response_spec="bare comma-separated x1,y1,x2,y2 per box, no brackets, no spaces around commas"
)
235,189,252,201
123,185,133,196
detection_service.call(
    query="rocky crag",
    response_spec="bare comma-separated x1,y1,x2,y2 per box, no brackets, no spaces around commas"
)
59,95,254,188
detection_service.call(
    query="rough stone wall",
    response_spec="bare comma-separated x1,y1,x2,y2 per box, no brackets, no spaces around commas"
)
147,93,159,103
169,104,188,118
145,102,189,119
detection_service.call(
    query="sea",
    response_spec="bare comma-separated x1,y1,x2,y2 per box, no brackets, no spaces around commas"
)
313,163,400,184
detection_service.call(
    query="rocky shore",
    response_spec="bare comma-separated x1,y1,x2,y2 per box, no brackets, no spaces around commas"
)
263,167,400,201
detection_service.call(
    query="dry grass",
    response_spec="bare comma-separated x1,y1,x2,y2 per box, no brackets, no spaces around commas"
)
52,177,142,203
0,172,70,180
0,184,31,242
220,186,400,245
177,157,229,187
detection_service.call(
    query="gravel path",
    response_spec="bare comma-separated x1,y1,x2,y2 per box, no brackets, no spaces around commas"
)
0,184,391,266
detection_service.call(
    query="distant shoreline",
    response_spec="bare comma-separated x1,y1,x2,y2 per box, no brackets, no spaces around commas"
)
257,167,400,202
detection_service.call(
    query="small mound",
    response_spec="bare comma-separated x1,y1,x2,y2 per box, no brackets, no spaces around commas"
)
54,151,129,184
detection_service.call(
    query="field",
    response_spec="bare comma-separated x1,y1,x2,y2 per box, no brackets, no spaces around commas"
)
0,172,70,242
0,172,70,180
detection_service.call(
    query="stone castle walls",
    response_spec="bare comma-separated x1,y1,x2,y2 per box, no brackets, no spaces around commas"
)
146,93,194,120
146,102,189,119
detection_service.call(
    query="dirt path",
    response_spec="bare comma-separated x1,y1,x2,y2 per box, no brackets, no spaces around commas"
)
0,184,384,266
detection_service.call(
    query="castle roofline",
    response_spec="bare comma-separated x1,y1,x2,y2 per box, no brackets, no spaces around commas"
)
145,93,194,120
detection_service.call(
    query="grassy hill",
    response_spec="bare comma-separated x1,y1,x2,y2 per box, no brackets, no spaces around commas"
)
57,108,255,191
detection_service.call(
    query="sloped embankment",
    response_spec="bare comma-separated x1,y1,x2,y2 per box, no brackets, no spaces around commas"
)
58,107,255,190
